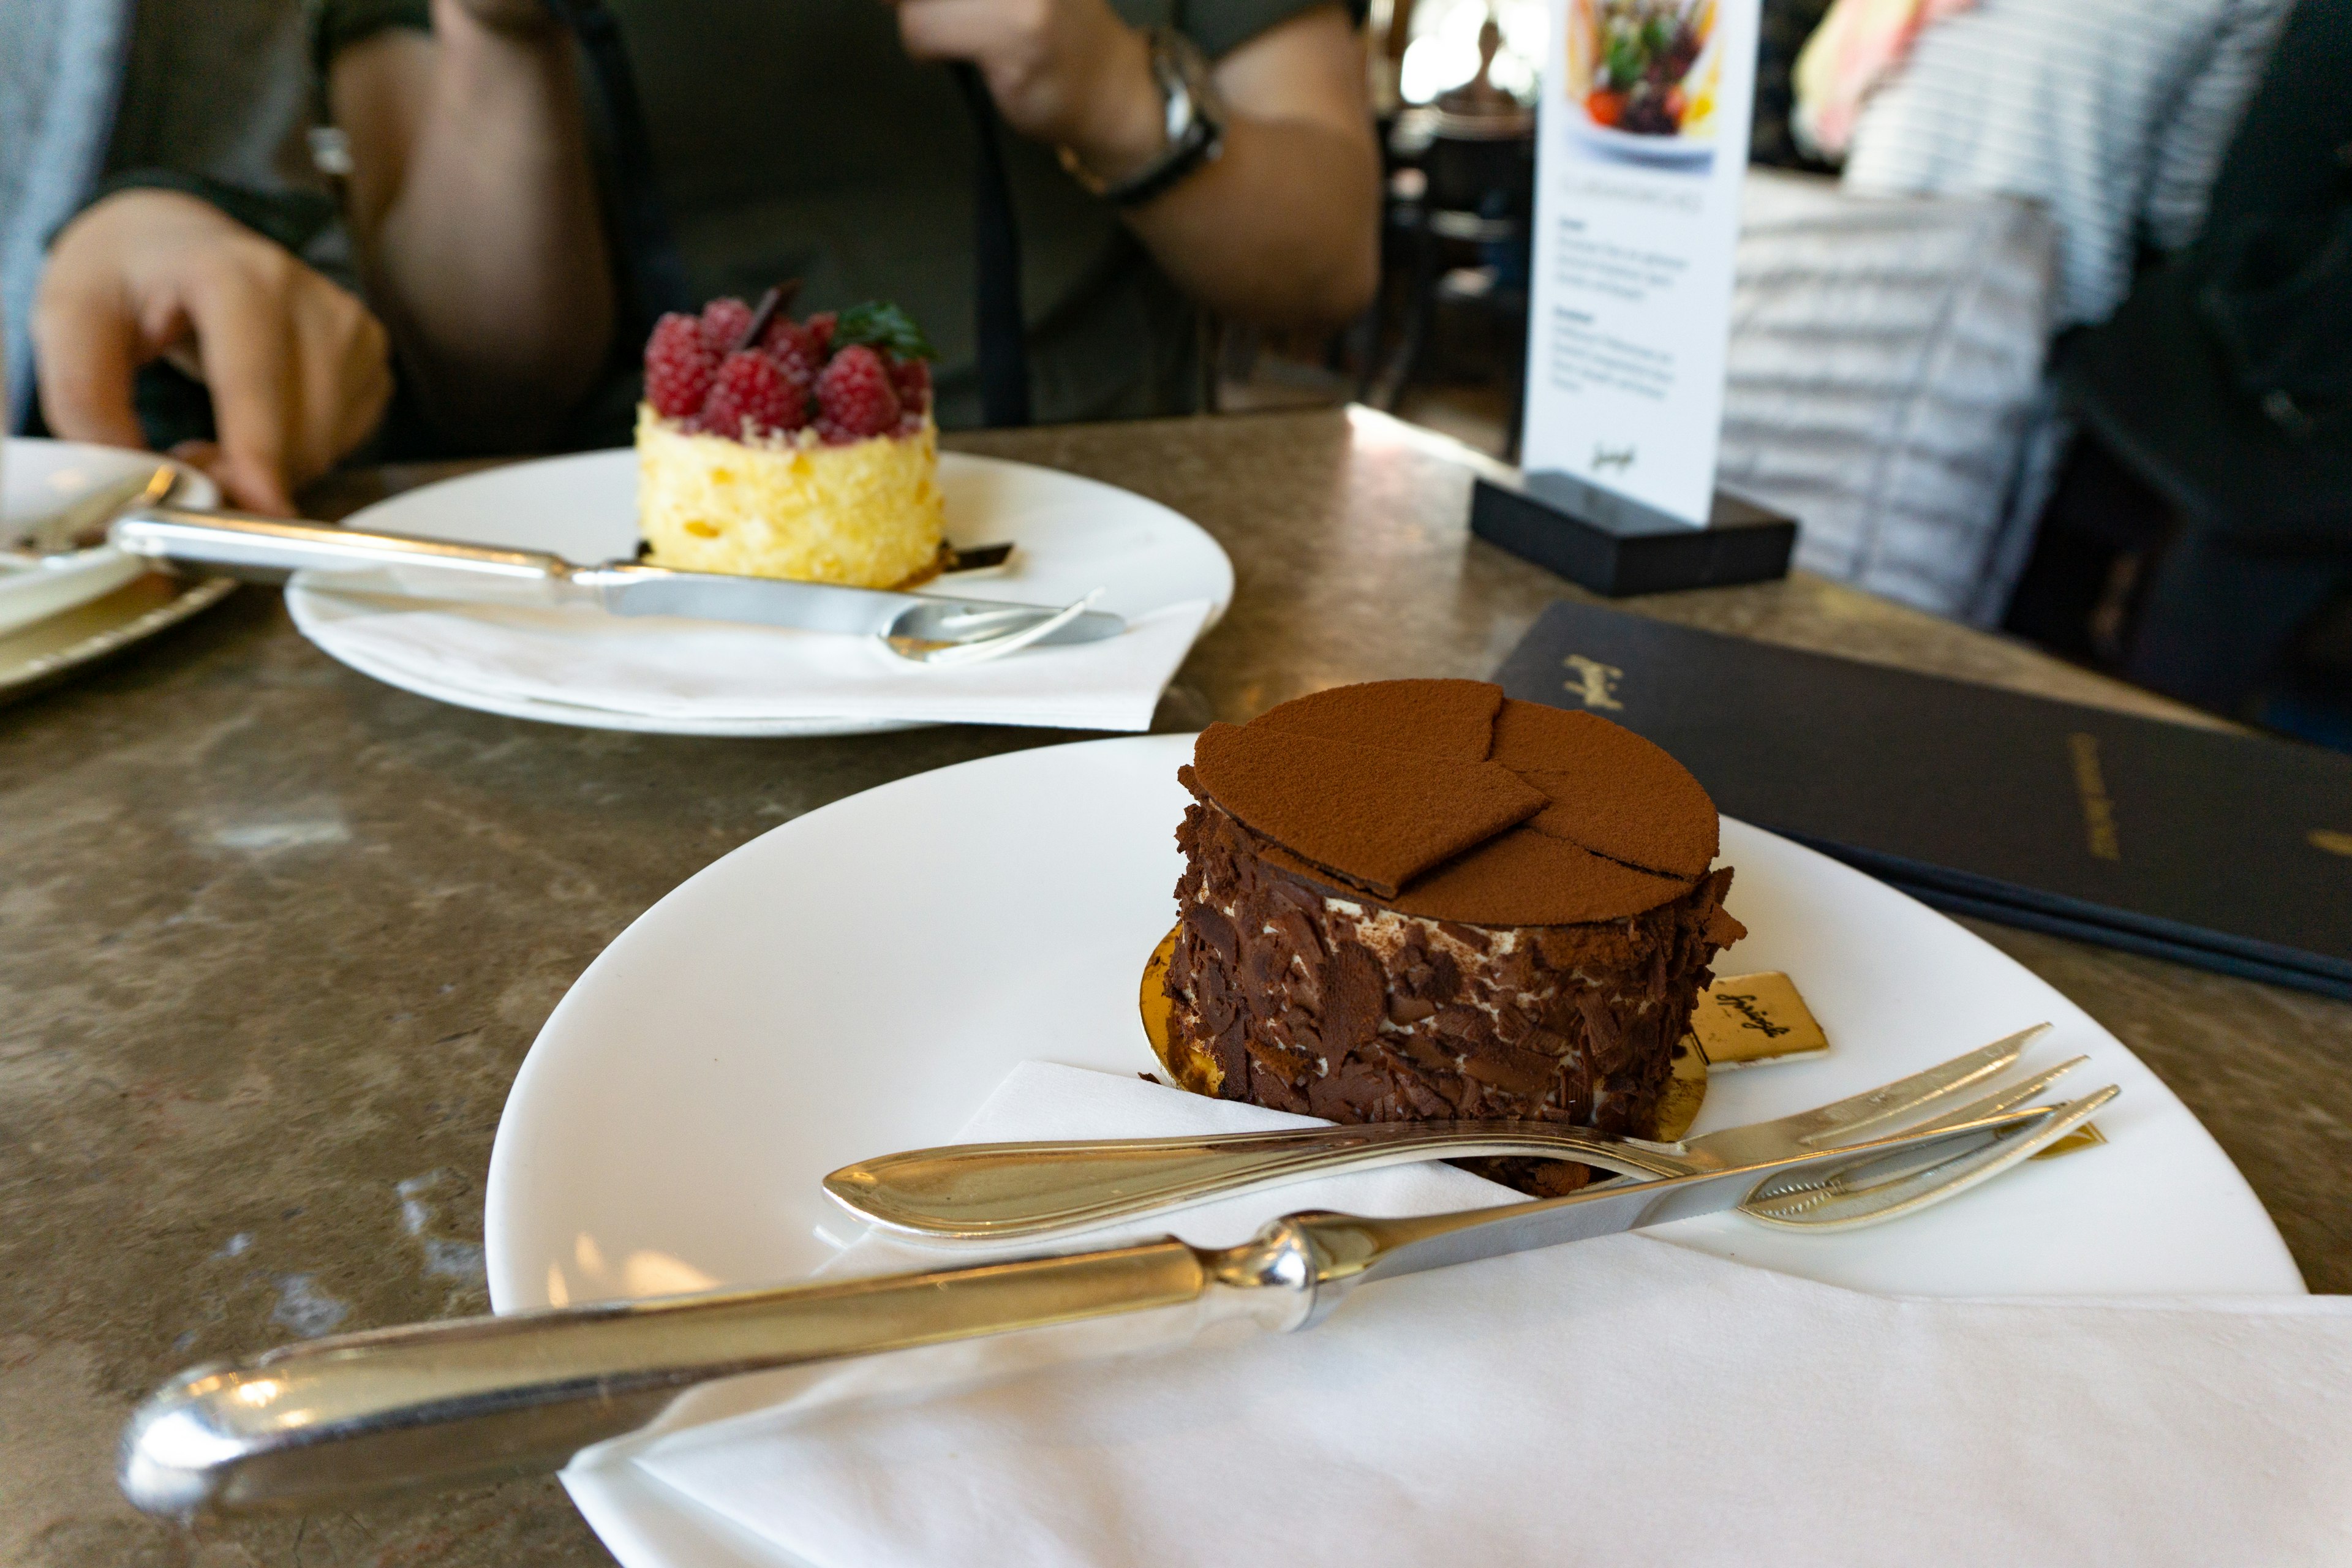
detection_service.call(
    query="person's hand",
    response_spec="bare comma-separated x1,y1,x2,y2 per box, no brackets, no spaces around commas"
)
894,0,1164,179
33,189,393,516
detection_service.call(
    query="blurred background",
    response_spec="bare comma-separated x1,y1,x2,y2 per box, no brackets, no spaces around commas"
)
5,0,2346,745
1227,0,2352,752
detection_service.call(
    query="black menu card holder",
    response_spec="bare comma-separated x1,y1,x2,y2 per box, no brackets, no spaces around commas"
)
1494,600,2352,999
1471,470,1796,597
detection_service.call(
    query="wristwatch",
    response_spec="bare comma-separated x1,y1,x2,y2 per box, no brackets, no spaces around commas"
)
1060,28,1227,208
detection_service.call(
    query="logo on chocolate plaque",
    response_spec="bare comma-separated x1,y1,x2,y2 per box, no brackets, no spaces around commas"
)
1520,0,1762,524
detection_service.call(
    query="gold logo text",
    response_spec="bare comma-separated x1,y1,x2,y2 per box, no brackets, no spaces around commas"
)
2067,732,2121,861
1714,992,1790,1038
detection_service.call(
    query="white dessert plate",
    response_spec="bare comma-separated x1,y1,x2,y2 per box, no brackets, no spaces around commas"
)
483,734,2303,1568
0,439,219,637
287,449,1232,736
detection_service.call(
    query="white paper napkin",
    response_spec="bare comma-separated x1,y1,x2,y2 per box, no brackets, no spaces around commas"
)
295,593,1213,731
633,1065,2352,1567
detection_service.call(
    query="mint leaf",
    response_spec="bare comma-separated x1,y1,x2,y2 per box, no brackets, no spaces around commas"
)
832,301,935,361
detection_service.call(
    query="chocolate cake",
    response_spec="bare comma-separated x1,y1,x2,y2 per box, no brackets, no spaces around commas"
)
1163,679,1746,1187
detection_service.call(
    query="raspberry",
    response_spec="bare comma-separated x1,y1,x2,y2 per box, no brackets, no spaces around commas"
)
644,312,719,420
698,296,754,354
758,317,826,388
813,345,900,442
698,350,807,440
803,311,836,363
889,356,931,419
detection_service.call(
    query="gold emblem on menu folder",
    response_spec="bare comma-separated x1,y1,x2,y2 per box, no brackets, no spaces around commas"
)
1562,654,1625,710
2311,829,2352,859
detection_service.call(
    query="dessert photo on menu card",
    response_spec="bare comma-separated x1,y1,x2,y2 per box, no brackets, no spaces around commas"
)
1522,0,1759,522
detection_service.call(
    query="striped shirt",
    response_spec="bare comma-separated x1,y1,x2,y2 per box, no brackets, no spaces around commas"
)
1840,0,2291,326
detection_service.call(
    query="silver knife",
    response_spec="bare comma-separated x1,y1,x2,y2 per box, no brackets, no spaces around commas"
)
118,1101,2070,1520
109,507,1125,646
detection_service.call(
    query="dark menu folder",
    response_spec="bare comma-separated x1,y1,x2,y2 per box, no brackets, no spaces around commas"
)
1493,601,2352,999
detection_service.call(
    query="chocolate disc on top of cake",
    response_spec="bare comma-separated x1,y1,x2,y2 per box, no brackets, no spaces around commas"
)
1164,679,1746,1180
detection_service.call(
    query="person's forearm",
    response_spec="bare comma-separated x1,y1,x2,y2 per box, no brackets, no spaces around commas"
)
1052,19,1379,330
1092,117,1381,330
355,1,612,447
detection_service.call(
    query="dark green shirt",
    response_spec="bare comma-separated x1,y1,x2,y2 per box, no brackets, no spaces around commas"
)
334,0,1323,434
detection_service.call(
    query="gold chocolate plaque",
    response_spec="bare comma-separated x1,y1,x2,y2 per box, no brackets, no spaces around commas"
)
1689,971,1830,1068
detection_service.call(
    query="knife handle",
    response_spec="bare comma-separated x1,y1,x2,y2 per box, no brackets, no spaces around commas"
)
110,506,566,589
119,1227,1322,1521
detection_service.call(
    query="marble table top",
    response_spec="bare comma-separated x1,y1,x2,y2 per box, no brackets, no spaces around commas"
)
4,407,2344,1566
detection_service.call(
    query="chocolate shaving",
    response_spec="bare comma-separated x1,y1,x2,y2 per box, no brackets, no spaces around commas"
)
1163,799,1742,1146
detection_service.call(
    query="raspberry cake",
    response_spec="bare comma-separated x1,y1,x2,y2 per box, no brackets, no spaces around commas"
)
1162,679,1746,1192
636,292,945,589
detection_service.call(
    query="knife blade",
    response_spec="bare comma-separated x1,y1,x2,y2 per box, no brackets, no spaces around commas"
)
118,1102,2062,1519
109,506,1125,645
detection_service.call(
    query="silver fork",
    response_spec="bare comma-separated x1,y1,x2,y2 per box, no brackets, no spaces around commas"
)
824,1024,2113,1242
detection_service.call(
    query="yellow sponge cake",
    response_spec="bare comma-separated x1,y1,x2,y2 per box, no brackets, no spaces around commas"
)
635,410,943,589
635,293,944,590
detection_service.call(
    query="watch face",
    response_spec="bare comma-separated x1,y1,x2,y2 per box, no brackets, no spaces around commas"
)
1079,29,1223,206
1154,28,1226,133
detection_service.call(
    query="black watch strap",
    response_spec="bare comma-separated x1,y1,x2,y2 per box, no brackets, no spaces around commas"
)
1099,118,1222,208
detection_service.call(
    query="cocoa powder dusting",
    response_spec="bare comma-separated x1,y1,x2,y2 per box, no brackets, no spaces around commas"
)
1189,682,1722,925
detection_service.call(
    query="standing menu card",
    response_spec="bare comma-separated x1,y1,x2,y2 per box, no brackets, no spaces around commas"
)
1495,600,2352,999
1520,0,1761,523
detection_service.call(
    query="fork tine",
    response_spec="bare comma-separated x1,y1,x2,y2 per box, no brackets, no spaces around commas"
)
1744,1084,2117,1231
892,589,1101,666
1740,1060,2087,1209
1872,1055,2087,1140
1787,1023,2050,1146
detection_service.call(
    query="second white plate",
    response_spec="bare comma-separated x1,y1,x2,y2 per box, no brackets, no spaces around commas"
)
0,439,219,638
288,449,1232,736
